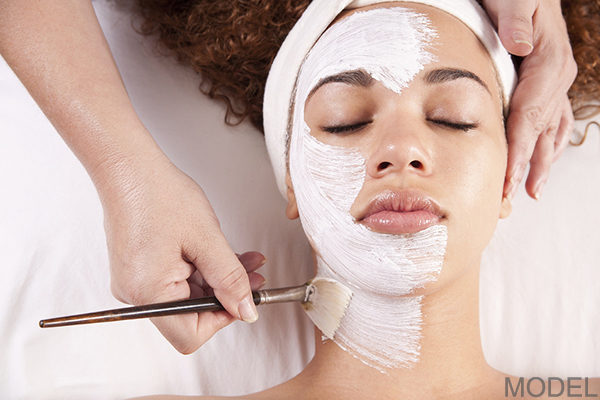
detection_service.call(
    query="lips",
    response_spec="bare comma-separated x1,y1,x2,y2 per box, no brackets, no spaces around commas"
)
358,190,443,234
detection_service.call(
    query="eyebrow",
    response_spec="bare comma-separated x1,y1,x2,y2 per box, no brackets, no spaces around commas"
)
424,67,491,95
306,67,491,101
307,69,374,100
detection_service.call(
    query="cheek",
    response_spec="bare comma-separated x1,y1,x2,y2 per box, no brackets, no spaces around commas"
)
438,133,507,269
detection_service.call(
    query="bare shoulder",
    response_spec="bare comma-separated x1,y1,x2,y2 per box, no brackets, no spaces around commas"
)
129,388,292,400
129,396,203,399
130,396,244,400
129,374,600,399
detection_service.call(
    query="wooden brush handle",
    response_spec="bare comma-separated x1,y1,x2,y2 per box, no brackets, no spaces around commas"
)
39,292,262,328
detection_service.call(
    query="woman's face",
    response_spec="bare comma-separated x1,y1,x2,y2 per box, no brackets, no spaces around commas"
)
286,2,512,295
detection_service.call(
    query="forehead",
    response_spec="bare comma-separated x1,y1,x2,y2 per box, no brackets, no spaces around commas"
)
297,6,436,103
328,2,501,105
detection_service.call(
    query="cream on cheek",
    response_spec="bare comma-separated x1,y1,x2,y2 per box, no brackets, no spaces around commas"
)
289,7,448,370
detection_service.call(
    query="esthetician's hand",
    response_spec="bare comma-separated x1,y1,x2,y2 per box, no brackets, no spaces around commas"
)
104,156,265,353
482,0,577,201
0,0,262,354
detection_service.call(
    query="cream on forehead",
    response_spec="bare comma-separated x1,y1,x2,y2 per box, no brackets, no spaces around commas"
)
295,7,437,109
289,7,448,370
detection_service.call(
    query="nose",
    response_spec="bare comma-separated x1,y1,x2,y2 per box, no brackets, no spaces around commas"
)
365,123,433,179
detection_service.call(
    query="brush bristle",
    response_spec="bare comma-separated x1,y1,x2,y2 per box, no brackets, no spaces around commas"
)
302,277,353,339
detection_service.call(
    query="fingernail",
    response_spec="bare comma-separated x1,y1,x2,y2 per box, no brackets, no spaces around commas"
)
512,31,533,52
507,165,525,202
238,295,258,323
258,257,268,267
506,180,514,201
257,279,268,290
507,188,515,203
509,165,522,185
534,181,546,201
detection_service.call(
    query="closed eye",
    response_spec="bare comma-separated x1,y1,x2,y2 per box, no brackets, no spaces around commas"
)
428,118,479,132
321,120,372,134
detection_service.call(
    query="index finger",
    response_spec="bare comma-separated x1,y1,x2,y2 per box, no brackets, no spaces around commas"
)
504,85,558,200
184,233,259,324
504,51,576,199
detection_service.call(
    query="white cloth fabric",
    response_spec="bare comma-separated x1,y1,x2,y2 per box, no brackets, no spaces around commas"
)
480,127,600,377
0,1,598,399
264,0,517,198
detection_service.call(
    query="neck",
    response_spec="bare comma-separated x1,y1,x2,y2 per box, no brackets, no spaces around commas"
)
293,260,498,399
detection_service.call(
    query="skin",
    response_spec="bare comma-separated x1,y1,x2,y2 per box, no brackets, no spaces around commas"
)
482,0,577,202
302,45,510,296
0,0,262,354
134,3,598,399
0,0,576,356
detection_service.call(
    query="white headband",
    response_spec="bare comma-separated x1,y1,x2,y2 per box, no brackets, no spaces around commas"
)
263,0,518,198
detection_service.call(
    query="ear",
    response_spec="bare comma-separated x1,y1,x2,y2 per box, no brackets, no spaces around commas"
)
499,195,512,219
285,172,299,220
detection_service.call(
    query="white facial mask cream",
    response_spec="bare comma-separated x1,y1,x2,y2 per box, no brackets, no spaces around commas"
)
289,8,448,370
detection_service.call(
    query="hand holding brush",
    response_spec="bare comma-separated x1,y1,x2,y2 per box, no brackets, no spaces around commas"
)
40,277,352,339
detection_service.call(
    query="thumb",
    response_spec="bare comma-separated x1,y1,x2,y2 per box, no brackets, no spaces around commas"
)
185,234,259,324
494,0,537,57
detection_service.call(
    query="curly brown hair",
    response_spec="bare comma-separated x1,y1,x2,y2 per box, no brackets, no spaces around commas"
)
133,0,311,131
562,0,600,119
133,0,600,132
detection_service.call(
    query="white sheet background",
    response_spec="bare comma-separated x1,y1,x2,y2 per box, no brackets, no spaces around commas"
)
0,1,597,398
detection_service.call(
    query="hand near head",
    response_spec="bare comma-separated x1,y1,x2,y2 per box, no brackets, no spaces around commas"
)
482,0,577,201
104,157,264,354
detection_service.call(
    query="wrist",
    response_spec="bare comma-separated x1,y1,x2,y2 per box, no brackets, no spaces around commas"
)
85,123,174,209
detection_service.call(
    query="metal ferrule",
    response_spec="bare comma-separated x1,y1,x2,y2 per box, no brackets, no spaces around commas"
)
257,285,308,305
